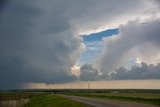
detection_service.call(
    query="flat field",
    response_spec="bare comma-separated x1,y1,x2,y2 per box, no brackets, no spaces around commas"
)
0,89,160,107
24,94,91,107
65,89,160,106
0,92,42,107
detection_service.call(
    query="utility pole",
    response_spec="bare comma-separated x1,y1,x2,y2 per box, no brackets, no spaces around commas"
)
70,85,72,95
87,83,90,94
88,83,90,89
71,85,73,90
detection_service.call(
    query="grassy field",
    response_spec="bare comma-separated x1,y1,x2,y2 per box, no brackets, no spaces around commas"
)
0,92,92,107
25,94,91,107
0,92,43,100
65,89,160,106
0,92,43,107
71,93,160,106
0,89,160,107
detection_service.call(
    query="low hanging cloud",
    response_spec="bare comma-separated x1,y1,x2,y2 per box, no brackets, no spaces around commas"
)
79,64,105,81
78,62,160,81
110,62,160,80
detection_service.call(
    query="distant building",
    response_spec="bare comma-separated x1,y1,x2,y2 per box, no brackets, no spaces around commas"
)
111,91,119,93
128,91,135,93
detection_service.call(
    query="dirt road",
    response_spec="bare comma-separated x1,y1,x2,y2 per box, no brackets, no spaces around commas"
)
63,95,159,107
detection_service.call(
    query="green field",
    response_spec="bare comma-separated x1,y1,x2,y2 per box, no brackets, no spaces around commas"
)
0,89,160,107
0,92,91,107
25,94,91,107
65,89,160,106
0,92,44,107
0,92,42,100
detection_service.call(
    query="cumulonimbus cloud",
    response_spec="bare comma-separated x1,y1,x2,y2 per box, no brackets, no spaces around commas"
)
0,0,84,89
0,0,159,89
98,19,160,74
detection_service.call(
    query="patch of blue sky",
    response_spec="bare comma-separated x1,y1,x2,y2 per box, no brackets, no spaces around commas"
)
78,49,101,65
78,28,119,66
83,28,119,42
78,41,104,66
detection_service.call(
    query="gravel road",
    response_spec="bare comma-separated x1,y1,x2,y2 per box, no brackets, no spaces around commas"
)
63,95,160,107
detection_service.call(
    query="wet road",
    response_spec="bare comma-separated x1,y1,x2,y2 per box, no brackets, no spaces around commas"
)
63,95,160,107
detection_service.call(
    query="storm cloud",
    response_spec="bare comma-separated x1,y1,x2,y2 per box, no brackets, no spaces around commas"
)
98,19,160,73
110,62,160,80
79,64,105,81
0,0,160,89
0,0,83,89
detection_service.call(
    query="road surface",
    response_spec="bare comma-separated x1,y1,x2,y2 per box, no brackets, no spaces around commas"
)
63,95,160,107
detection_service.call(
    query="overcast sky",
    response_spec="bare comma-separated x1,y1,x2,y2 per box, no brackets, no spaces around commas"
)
0,0,160,89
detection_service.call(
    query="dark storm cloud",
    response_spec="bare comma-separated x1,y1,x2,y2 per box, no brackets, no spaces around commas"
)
78,62,160,81
79,64,105,81
0,0,8,14
0,0,82,89
80,64,99,81
0,0,159,89
110,62,160,80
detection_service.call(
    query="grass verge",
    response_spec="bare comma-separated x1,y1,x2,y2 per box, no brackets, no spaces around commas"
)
25,94,92,107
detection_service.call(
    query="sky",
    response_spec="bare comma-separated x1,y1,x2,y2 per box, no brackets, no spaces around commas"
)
0,0,160,89
79,29,118,65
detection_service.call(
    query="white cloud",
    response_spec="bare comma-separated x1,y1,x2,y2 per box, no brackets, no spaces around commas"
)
71,64,80,76
135,58,143,64
97,19,160,74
